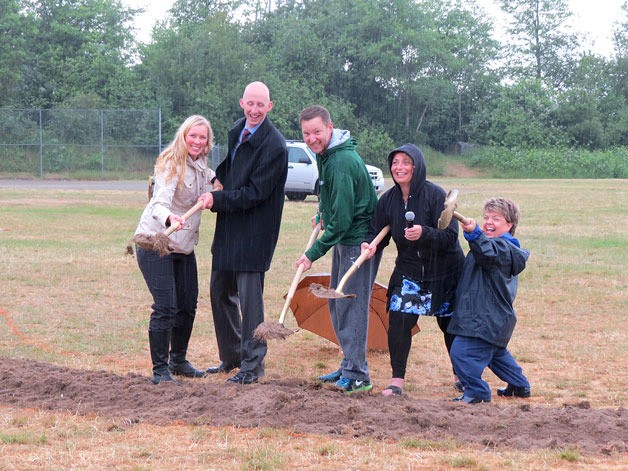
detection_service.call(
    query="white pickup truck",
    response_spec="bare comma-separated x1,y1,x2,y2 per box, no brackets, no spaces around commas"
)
284,140,385,201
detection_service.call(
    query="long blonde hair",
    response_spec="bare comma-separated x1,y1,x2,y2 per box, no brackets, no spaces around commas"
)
155,115,214,186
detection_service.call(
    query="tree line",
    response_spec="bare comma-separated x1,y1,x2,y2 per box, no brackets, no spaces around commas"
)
1,0,627,168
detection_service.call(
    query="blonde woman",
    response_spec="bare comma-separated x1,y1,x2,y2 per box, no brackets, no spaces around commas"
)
134,115,221,384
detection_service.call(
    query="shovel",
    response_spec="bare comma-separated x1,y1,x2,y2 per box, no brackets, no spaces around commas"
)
129,200,205,257
437,189,471,229
253,223,322,341
309,225,390,299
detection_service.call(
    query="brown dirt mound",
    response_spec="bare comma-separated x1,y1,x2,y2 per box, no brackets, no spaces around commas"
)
1,357,625,455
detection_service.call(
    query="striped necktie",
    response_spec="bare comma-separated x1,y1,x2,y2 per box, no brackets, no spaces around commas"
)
232,129,251,161
241,129,251,143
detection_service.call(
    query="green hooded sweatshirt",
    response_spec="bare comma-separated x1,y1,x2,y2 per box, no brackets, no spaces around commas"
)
305,129,377,262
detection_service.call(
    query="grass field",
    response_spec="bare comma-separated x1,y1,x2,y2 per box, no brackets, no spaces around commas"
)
1,178,627,469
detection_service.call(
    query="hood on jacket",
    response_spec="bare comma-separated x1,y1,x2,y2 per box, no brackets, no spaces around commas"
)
387,143,426,196
328,128,352,150
502,233,529,277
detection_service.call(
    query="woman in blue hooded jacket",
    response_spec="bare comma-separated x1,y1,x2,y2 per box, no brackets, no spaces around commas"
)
362,144,464,396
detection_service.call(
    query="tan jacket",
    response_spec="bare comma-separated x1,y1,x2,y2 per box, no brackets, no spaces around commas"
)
134,155,216,254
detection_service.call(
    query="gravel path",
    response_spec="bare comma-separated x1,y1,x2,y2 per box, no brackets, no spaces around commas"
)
0,179,145,191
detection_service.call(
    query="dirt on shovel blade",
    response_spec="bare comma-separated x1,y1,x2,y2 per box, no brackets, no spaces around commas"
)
308,282,356,299
132,233,174,256
253,322,295,341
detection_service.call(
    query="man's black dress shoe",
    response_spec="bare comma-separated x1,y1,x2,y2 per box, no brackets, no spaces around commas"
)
226,371,258,384
206,362,240,374
497,384,531,398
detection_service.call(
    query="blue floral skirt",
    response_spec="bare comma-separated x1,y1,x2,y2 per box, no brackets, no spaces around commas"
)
388,276,452,317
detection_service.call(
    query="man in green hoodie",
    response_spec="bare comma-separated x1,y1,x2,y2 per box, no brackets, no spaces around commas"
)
295,105,380,394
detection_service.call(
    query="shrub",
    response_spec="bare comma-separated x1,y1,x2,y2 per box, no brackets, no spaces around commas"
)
469,146,628,178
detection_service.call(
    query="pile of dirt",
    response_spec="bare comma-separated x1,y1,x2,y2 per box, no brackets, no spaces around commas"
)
1,357,625,455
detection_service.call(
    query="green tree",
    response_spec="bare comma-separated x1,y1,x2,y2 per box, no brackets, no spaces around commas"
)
475,80,568,148
498,0,579,88
0,0,29,106
606,1,628,145
139,5,254,140
416,1,500,148
167,0,240,27
554,55,612,148
17,0,140,107
247,1,353,135
252,0,499,151
552,4,628,148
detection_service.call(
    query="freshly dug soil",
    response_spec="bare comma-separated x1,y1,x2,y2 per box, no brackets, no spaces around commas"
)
0,357,625,455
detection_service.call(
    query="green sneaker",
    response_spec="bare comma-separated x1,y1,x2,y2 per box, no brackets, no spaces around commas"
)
344,379,373,395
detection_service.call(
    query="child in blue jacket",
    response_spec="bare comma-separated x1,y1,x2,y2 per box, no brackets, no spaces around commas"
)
447,197,531,403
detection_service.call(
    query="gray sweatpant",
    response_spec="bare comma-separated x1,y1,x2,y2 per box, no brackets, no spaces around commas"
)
329,244,382,382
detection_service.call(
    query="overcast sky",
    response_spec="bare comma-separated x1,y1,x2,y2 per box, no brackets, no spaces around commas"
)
122,0,625,57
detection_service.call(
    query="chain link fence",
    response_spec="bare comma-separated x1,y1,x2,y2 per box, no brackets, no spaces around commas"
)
0,109,227,179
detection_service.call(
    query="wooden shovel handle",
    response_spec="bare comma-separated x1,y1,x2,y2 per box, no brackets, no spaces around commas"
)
336,225,390,294
163,200,205,237
453,210,471,226
278,223,322,324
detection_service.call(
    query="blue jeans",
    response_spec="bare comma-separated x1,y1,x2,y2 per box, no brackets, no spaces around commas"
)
450,335,529,401
329,244,382,382
136,246,198,332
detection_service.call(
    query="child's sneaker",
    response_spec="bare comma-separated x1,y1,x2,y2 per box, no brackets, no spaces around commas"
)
344,379,373,395
334,377,351,390
317,369,342,383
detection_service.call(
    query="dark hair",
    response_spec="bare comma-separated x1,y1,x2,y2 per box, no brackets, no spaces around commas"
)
484,197,520,235
298,105,331,126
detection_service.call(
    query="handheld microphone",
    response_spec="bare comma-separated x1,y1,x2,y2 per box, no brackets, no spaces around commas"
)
405,211,415,229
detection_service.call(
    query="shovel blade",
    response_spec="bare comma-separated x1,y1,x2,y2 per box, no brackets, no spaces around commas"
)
308,283,356,299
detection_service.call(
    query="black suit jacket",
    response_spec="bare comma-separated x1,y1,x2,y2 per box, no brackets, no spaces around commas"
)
210,117,288,272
